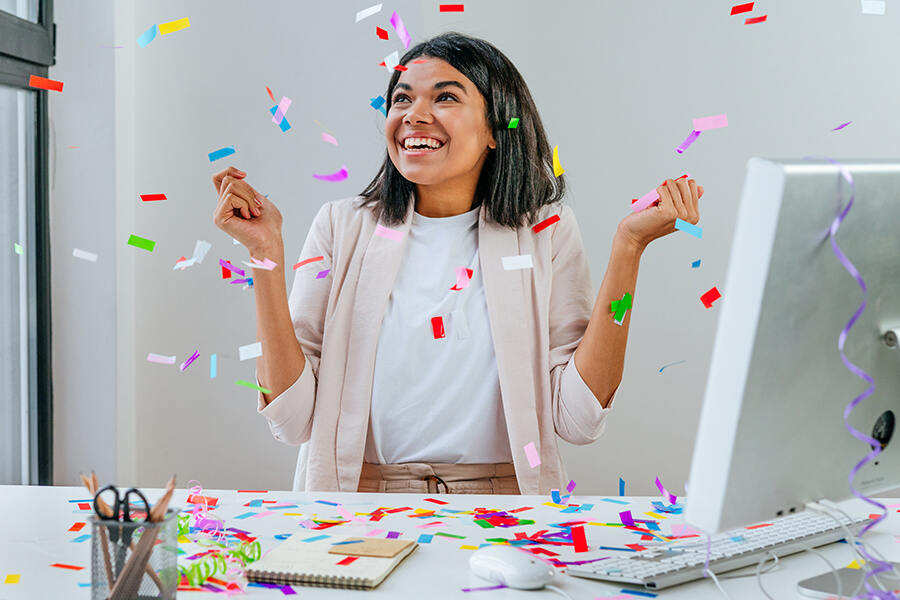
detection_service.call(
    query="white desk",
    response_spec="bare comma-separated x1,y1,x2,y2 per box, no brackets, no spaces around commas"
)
0,486,896,599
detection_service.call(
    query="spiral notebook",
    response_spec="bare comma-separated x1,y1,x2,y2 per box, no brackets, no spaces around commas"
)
246,535,418,590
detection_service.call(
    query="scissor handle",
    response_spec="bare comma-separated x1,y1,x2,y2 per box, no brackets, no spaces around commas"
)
120,488,151,522
93,485,151,522
93,484,120,520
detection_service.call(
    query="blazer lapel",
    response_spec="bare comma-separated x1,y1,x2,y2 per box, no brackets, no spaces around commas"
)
335,199,414,491
478,207,542,494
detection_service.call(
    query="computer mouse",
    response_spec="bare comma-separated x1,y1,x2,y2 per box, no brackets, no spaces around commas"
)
469,544,556,589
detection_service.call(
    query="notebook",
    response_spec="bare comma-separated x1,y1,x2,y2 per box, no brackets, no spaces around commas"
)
245,535,419,590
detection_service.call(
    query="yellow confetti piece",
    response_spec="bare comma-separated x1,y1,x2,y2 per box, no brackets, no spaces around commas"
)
588,522,623,527
283,513,304,516
158,17,190,35
460,545,479,550
543,502,568,509
846,559,863,569
178,535,191,544
552,145,565,177
4,574,20,584
645,511,667,519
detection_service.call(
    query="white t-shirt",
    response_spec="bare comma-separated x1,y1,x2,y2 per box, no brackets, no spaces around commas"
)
364,206,513,465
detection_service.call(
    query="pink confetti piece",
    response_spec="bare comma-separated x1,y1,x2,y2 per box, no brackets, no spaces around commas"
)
242,257,278,270
416,521,445,529
364,529,385,537
523,441,541,468
299,520,317,529
147,353,176,365
272,96,292,125
375,224,404,241
312,165,349,182
631,188,660,212
180,350,200,371
676,129,701,154
389,11,412,48
252,510,276,518
451,266,472,290
692,113,728,131
321,132,338,145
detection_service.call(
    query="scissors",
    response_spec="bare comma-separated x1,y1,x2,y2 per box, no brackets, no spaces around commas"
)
93,485,151,575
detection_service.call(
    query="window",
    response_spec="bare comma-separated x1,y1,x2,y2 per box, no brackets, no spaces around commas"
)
0,0,53,484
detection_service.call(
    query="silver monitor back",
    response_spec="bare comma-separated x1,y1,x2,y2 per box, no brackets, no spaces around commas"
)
685,158,900,533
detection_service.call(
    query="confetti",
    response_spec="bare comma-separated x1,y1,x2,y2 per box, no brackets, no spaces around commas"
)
675,129,701,154
745,14,767,24
654,476,678,504
219,259,245,277
501,254,533,270
235,380,271,394
312,165,349,182
532,214,560,233
370,95,387,116
3,574,20,584
242,257,278,270
71,534,91,543
610,292,633,325
674,218,702,239
440,4,465,11
631,188,660,212
272,96,292,125
140,193,166,202
147,353,176,365
619,510,635,527
832,121,852,131
658,360,687,373
691,259,701,268
14,243,23,255
158,17,190,35
450,266,473,290
571,525,589,552
861,0,886,14
208,146,235,162
523,441,541,468
210,354,217,379
700,286,722,308
50,563,84,571
316,269,330,279
619,478,625,496
266,86,275,102
127,234,156,252
180,350,200,372
508,117,519,128
137,24,158,47
321,132,338,145
68,522,86,532
692,114,728,131
431,316,445,339
72,248,98,262
355,3,382,22
28,75,63,92
268,106,291,132
389,11,412,48
239,341,262,361
730,2,754,14
376,26,389,40
293,256,324,270
552,145,565,177
375,224,404,241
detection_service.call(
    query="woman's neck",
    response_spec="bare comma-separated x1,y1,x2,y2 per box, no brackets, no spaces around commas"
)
414,177,478,218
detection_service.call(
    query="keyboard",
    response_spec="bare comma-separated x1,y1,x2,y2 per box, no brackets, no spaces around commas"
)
567,510,870,591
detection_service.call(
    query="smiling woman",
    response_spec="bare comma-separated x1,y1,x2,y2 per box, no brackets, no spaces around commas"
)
211,31,703,495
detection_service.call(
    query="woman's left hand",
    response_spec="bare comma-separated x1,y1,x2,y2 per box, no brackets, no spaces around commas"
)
617,177,704,251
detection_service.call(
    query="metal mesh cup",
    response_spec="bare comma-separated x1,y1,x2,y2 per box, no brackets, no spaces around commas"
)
90,509,179,600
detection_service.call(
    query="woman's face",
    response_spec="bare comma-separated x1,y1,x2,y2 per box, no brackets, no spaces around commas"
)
385,57,496,187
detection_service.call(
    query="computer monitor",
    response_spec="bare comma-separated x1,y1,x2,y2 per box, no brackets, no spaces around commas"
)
685,158,900,534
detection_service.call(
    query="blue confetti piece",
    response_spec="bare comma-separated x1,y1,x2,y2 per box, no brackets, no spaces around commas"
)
210,353,217,379
208,146,236,162
730,535,745,542
77,582,92,588
233,512,255,520
269,106,291,132
619,589,658,598
674,218,702,239
274,533,292,540
619,477,625,496
302,534,330,543
71,534,91,543
691,259,701,268
597,546,636,552
270,504,299,510
248,499,264,507
315,500,339,506
370,96,387,116
601,498,629,505
331,540,363,546
417,534,433,544
68,499,94,503
137,24,158,47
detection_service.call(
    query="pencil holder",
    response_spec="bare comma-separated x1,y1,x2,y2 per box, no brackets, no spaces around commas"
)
90,509,179,600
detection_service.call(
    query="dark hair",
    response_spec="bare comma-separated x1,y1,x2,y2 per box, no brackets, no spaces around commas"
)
358,32,566,229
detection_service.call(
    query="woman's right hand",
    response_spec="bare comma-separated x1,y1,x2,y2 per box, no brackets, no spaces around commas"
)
212,166,284,255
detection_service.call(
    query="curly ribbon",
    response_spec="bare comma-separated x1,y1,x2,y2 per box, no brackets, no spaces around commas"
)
821,158,892,598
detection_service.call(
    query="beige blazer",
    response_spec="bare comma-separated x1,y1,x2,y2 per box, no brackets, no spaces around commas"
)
257,196,614,494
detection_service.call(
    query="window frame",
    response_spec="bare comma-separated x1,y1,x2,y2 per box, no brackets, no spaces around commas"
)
0,0,54,485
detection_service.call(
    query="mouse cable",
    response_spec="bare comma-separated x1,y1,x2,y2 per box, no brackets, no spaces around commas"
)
545,584,574,600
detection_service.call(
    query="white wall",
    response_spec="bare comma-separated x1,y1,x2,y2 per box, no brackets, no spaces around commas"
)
50,0,900,494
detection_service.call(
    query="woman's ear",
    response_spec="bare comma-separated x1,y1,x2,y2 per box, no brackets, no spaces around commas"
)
488,135,497,150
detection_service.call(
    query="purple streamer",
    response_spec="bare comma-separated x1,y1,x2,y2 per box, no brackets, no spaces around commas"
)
822,158,892,598
389,11,412,49
676,129,701,154
180,350,200,371
219,258,245,277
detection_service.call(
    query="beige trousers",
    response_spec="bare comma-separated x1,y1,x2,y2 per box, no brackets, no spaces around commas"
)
357,462,520,495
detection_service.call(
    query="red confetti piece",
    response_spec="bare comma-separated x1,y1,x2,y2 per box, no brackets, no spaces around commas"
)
700,286,722,308
745,523,773,530
394,65,408,71
68,522,86,532
431,316,445,339
532,214,560,233
412,59,429,64
424,498,448,505
237,490,269,493
222,265,232,279
140,193,167,202
265,86,275,102
730,2,754,15
376,26,389,40
186,494,218,506
625,543,648,551
77,502,91,511
50,563,84,570
293,256,324,270
337,556,359,566
745,14,767,24
571,525,589,553
29,75,64,92
440,3,465,11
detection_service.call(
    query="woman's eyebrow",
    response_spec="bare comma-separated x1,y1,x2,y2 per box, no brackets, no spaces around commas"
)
393,81,468,95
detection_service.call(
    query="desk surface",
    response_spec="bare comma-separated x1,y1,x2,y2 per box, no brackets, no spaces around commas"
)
0,485,895,599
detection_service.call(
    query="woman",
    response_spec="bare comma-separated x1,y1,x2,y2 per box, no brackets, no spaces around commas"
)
211,32,702,495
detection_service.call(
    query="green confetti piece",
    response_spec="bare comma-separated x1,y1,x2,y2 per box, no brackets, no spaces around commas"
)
508,117,519,129
235,380,271,394
127,234,156,252
517,519,535,525
434,532,466,539
484,537,508,543
14,243,24,255
474,519,494,528
610,292,633,324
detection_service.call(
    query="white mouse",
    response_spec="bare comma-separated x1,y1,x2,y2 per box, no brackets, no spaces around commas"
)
469,544,556,589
